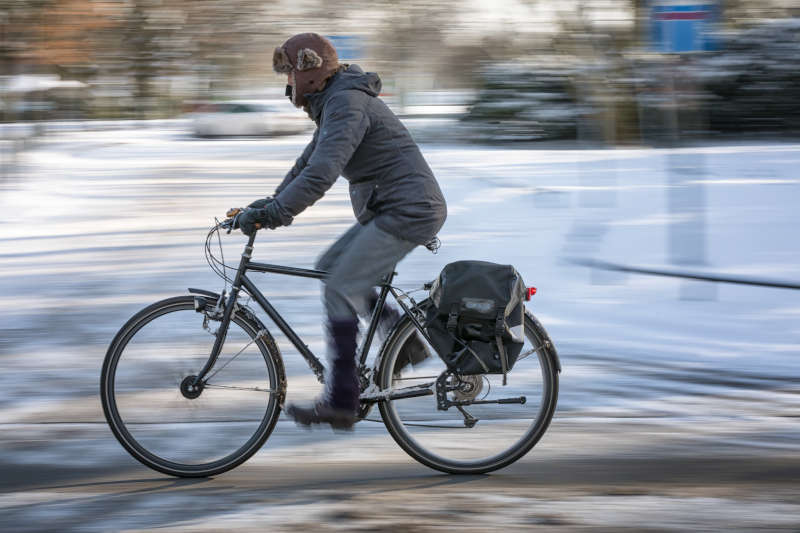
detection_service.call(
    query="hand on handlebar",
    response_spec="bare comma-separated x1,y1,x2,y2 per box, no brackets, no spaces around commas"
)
223,208,259,234
226,206,285,236
222,197,272,228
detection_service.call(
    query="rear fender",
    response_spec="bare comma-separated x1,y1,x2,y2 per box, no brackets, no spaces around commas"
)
526,311,561,373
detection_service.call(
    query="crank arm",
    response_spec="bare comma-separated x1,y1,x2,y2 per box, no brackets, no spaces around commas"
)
359,382,435,404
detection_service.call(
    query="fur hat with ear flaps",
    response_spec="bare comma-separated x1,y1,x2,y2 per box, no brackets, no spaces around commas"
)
273,33,339,109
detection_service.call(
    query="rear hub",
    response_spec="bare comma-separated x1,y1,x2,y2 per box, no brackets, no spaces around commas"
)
453,374,483,402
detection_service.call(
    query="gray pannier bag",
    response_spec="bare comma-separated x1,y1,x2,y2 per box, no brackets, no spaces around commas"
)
425,260,526,384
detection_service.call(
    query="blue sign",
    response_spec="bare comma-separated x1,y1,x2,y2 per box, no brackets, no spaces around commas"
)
650,2,719,53
326,35,365,61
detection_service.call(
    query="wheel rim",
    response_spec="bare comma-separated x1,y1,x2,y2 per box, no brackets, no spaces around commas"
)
105,300,279,473
380,313,555,470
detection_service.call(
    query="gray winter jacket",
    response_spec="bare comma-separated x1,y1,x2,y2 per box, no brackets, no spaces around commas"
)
272,65,446,245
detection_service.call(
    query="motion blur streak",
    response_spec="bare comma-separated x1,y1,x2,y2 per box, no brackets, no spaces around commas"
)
1,1,799,531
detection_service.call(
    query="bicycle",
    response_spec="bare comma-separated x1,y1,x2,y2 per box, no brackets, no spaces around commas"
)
100,215,561,477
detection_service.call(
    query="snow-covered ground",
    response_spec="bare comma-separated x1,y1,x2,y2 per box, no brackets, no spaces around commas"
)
1,125,799,531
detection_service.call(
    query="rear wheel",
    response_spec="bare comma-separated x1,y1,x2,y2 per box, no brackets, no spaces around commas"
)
376,301,559,474
100,295,284,477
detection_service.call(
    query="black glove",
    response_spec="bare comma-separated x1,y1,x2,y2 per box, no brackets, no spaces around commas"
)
237,203,287,236
247,196,273,209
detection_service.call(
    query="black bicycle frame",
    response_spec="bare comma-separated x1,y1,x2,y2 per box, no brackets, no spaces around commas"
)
192,232,419,387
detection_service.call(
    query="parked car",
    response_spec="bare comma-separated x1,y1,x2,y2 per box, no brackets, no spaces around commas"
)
188,100,309,137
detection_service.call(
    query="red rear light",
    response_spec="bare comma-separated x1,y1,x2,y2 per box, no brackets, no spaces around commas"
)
525,287,537,300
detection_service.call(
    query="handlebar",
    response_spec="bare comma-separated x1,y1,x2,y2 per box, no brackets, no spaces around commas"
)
221,207,261,234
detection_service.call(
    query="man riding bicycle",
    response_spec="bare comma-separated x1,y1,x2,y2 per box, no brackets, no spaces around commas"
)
235,33,447,429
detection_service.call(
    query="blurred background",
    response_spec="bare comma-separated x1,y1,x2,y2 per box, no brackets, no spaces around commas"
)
1,0,799,140
1,1,800,532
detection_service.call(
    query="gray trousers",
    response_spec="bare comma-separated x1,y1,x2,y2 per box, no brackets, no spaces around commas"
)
316,221,417,322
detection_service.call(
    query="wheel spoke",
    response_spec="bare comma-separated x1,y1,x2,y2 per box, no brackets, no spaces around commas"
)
377,303,558,473
204,384,276,393
101,296,282,477
204,329,268,382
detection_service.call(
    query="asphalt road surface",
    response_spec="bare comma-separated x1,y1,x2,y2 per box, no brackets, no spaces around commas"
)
3,418,800,532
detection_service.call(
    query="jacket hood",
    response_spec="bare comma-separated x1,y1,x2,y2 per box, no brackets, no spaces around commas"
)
305,64,381,123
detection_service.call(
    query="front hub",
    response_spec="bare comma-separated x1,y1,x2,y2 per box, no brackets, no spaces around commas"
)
180,375,204,399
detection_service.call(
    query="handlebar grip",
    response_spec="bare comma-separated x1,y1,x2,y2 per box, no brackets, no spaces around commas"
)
224,207,262,231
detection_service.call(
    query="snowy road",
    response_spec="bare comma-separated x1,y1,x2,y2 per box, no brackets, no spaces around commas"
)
1,126,799,531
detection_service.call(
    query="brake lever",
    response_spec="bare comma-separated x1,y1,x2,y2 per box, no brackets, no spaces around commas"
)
224,208,243,234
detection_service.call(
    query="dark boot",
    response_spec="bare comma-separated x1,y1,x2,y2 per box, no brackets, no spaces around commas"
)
367,291,431,376
286,319,360,430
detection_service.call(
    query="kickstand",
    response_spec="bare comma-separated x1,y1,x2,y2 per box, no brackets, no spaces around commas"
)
456,405,478,428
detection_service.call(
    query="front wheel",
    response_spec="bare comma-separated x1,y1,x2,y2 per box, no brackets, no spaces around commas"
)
100,295,284,477
376,302,559,474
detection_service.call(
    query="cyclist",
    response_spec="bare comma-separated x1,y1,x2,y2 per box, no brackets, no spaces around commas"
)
236,33,447,429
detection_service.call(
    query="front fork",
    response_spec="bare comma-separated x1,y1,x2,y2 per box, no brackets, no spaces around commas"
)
191,233,257,388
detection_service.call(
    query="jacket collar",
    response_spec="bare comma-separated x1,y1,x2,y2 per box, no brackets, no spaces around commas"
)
305,67,346,124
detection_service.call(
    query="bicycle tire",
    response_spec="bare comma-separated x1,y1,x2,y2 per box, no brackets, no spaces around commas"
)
376,301,559,474
100,295,285,477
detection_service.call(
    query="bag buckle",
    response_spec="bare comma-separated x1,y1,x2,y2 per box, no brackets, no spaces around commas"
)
494,310,505,336
446,303,459,333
